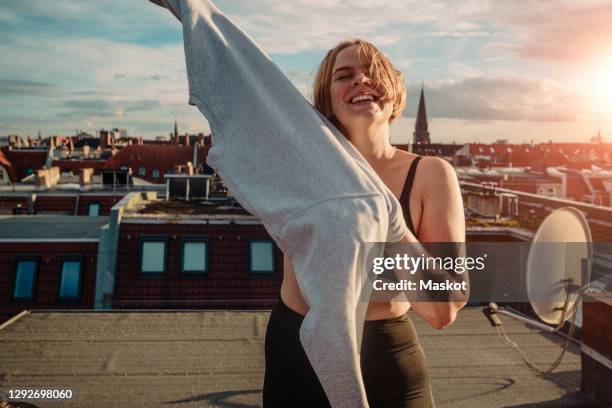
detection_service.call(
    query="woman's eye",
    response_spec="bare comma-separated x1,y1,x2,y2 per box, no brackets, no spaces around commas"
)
336,74,351,80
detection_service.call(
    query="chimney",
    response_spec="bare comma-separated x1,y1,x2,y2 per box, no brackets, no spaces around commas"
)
34,167,60,189
193,143,198,169
80,168,94,185
100,129,109,148
139,137,144,146
184,133,190,146
186,161,194,176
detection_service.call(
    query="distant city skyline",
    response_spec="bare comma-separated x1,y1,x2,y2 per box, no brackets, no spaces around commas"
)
1,0,611,144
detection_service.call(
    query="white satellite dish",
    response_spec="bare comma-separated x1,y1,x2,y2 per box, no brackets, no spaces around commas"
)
483,207,593,372
526,207,592,325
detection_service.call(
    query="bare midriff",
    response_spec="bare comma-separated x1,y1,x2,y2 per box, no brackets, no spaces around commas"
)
280,256,411,320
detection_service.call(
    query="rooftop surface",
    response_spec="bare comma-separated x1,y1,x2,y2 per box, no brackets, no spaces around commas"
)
119,199,259,222
0,308,605,407
0,216,108,240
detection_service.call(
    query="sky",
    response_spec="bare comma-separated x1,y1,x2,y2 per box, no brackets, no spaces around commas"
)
1,0,612,144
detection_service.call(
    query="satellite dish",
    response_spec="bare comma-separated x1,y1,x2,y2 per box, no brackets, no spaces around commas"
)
482,207,594,373
526,207,592,325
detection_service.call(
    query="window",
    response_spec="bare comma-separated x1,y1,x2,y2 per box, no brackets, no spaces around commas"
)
152,169,160,179
250,241,274,274
88,203,100,216
140,239,166,274
13,259,37,300
59,260,82,300
26,168,34,176
138,166,146,177
181,239,208,273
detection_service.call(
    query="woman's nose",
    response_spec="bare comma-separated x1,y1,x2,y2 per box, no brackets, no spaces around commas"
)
351,72,372,87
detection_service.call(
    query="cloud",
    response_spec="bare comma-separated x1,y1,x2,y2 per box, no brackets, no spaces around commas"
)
145,74,170,81
62,99,113,111
0,0,179,45
220,0,452,53
0,79,58,96
59,99,162,120
463,1,612,64
405,77,584,122
511,4,612,64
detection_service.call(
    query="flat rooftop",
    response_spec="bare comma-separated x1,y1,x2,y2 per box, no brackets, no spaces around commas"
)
0,308,606,407
0,215,109,240
121,199,258,222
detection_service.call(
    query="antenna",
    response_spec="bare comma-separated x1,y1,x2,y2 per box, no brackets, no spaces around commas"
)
482,207,593,372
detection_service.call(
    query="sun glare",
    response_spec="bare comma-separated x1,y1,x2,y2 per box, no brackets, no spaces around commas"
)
588,56,612,113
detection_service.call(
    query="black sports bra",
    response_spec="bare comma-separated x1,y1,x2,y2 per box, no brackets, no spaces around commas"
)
399,155,423,235
378,155,422,283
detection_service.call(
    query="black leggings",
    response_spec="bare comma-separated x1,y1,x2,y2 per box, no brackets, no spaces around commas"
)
263,298,435,407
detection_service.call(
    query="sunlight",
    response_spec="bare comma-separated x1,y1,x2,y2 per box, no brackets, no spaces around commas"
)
588,55,612,114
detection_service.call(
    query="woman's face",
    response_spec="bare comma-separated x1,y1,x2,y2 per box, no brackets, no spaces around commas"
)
329,45,393,135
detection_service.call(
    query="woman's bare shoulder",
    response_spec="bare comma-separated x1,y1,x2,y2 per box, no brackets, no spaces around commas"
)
417,157,459,190
405,155,460,204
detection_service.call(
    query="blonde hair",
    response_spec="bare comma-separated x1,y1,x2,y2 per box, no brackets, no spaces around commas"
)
313,39,406,127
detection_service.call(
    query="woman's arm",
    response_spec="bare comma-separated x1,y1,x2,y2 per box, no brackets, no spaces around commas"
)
400,156,468,329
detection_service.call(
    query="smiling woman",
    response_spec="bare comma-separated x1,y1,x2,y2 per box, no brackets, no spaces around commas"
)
268,39,467,408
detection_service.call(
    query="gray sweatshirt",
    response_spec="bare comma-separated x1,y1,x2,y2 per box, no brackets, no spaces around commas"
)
149,1,409,406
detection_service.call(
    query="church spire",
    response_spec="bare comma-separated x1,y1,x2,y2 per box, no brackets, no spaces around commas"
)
173,119,179,144
413,83,431,145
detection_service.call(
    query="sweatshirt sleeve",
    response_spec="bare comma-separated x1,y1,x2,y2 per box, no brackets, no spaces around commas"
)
148,1,409,406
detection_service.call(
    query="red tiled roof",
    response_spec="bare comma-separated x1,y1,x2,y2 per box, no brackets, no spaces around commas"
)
1,148,48,181
0,149,17,182
102,144,210,182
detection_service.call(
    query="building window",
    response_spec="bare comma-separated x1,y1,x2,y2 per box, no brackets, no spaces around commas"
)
140,238,166,274
152,169,160,179
26,168,34,176
88,203,100,216
138,166,146,177
250,241,274,274
181,239,208,274
59,260,82,300
13,259,38,300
